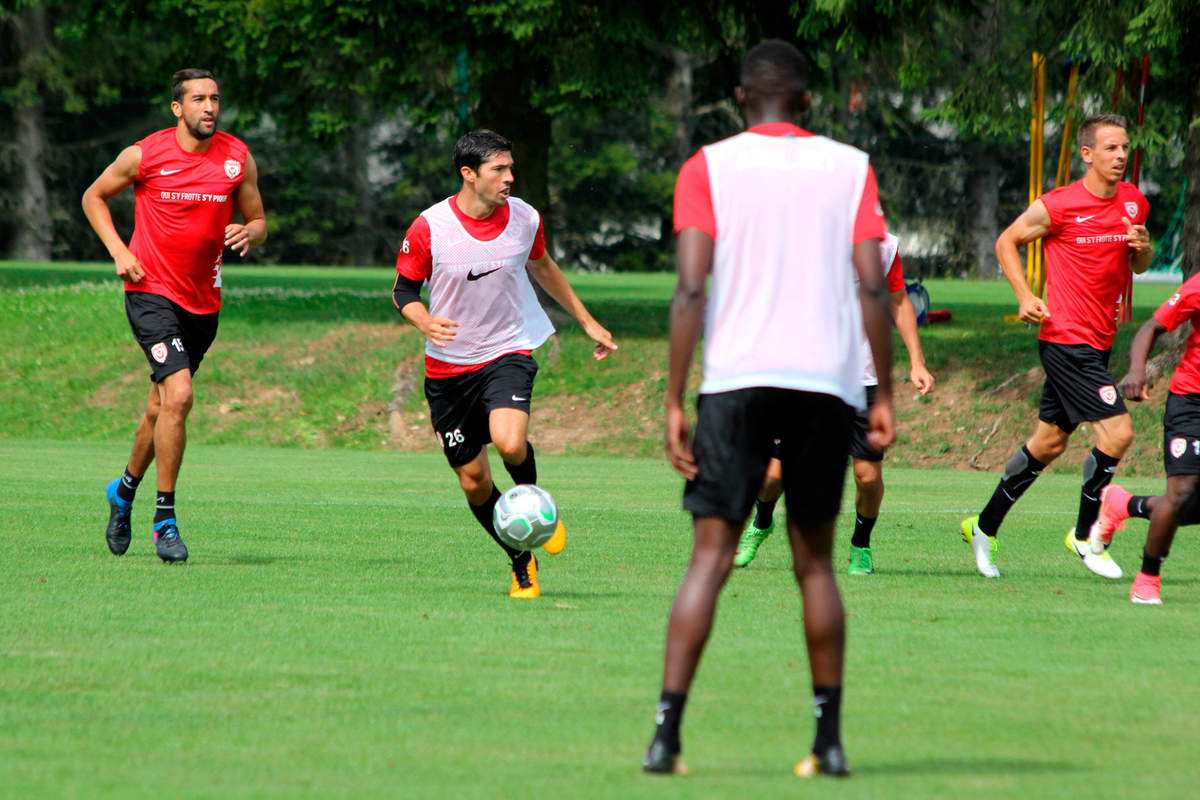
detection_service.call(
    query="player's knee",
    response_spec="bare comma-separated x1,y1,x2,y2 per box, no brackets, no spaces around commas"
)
458,471,490,500
493,435,526,464
1169,480,1200,516
160,386,193,417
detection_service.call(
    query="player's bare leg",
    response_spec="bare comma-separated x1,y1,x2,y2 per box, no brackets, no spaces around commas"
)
644,515,738,774
153,369,193,493
849,459,883,575
1132,474,1197,604
787,514,850,776
147,369,193,561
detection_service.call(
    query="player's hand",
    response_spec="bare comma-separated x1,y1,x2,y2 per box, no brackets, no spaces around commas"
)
665,403,697,480
909,365,935,395
1123,217,1152,254
1017,294,1050,324
225,223,254,256
866,396,896,452
1119,370,1150,402
114,250,144,283
582,319,618,361
422,316,458,347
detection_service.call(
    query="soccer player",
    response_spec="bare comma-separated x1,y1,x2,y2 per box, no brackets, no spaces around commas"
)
83,69,267,563
392,129,616,599
959,114,1152,579
1090,272,1200,605
643,40,895,778
734,232,934,574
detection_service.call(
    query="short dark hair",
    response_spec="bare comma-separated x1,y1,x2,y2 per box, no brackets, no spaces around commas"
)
740,40,808,101
453,130,512,173
172,69,217,102
1078,113,1127,148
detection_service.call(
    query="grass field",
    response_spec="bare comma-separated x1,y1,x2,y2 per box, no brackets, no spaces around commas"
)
2,439,1198,799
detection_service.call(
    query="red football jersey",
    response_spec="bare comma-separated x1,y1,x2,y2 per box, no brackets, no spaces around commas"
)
1154,273,1200,395
1038,179,1149,350
128,128,248,314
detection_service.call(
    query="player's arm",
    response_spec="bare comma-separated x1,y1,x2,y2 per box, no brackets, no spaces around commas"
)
228,152,268,256
890,288,934,395
854,239,896,451
665,227,712,479
525,252,617,360
392,219,457,347
995,199,1052,323
1123,216,1153,274
81,145,144,282
1120,316,1167,402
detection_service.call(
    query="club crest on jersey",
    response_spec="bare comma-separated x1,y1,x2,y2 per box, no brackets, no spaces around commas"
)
1124,201,1138,218
1098,385,1117,406
151,342,168,363
1171,437,1187,459
224,159,242,179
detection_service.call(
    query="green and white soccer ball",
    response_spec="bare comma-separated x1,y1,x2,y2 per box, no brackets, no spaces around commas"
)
493,484,558,550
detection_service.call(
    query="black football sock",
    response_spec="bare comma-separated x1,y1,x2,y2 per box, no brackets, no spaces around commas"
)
1141,549,1166,577
652,691,687,752
504,441,537,485
469,484,520,559
753,498,777,530
1128,495,1153,519
116,467,141,504
978,446,1045,536
851,513,877,548
153,491,176,526
811,684,843,752
1076,448,1121,539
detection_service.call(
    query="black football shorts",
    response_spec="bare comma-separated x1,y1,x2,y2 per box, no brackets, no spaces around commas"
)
1162,392,1200,477
1038,340,1127,433
124,290,219,383
683,387,853,526
425,352,538,468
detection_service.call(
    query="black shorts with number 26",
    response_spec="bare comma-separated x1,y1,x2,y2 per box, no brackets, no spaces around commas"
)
424,352,538,468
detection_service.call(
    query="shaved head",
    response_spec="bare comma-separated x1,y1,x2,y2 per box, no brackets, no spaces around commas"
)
739,40,808,111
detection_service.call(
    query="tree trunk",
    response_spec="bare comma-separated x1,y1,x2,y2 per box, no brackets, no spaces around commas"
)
660,48,694,255
1183,59,1200,282
969,156,1001,278
10,3,52,261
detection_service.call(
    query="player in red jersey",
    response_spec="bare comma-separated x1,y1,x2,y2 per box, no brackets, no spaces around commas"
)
959,114,1152,580
643,40,894,779
83,69,267,563
1088,273,1200,604
392,130,616,598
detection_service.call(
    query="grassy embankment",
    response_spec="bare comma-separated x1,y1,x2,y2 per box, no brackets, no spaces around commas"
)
0,261,1180,473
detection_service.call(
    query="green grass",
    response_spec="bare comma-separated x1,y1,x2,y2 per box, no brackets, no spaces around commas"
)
2,439,1197,798
0,259,1185,470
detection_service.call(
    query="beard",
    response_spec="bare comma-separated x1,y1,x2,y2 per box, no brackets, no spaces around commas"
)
185,116,217,140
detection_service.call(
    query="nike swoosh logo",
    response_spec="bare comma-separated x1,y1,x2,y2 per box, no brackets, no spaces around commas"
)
511,395,527,402
466,267,503,281
1075,214,1097,223
160,168,183,176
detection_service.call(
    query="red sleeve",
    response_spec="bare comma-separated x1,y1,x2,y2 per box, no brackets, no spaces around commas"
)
852,163,886,244
673,150,716,239
396,216,432,281
1039,189,1064,234
528,215,546,261
885,252,905,293
1154,275,1200,332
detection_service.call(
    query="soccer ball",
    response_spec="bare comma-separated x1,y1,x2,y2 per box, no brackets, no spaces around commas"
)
493,484,558,550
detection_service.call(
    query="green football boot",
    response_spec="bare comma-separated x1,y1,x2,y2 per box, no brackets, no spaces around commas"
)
847,544,875,575
733,520,774,567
